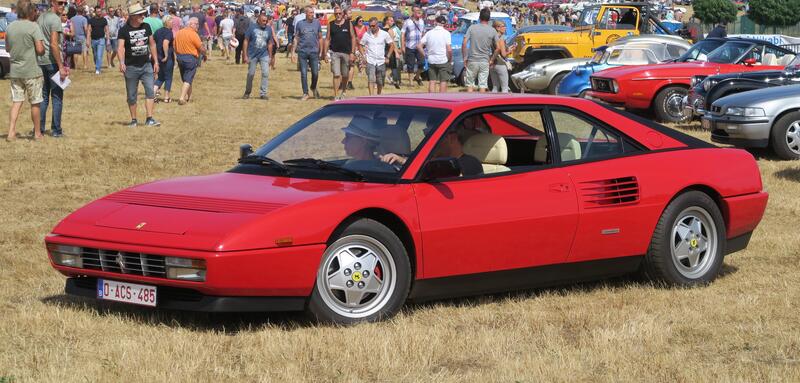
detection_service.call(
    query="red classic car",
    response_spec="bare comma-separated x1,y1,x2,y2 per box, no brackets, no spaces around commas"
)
46,94,768,324
587,39,796,123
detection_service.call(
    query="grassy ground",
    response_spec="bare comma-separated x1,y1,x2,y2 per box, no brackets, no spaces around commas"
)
1,48,800,382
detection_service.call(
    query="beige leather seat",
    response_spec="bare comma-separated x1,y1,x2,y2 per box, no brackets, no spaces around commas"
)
762,53,777,66
463,133,510,174
779,54,796,66
534,133,583,163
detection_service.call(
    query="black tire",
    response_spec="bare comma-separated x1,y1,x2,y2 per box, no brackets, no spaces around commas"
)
547,72,567,95
640,191,726,286
654,86,689,123
770,111,800,160
307,218,411,324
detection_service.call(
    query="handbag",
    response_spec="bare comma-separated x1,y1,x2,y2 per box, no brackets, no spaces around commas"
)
65,40,83,55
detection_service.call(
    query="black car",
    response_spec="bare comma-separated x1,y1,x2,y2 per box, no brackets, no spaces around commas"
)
685,52,800,118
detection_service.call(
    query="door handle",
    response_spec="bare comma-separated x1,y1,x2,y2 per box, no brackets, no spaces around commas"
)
549,183,571,193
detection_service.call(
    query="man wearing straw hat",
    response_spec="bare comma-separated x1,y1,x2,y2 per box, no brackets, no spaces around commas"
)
117,2,160,127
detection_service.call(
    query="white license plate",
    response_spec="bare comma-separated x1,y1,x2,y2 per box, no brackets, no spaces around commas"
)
701,119,712,130
97,279,157,307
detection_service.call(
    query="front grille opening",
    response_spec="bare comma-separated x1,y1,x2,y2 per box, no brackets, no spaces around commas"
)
79,247,167,278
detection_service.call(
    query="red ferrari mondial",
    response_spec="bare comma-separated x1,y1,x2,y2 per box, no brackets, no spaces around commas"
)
46,94,768,324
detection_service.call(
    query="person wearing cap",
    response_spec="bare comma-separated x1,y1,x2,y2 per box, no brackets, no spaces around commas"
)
341,116,381,162
360,17,395,96
417,15,451,93
117,2,160,127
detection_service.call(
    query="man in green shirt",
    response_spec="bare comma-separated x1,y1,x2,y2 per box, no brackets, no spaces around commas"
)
37,0,69,138
144,4,164,32
6,0,46,141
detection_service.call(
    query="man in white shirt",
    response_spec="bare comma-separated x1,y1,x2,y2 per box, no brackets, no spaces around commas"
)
219,11,235,60
360,17,395,95
417,15,451,93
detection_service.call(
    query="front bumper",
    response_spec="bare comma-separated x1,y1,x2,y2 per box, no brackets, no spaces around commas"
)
682,94,706,118
66,277,306,312
513,72,550,92
46,234,326,297
703,114,773,148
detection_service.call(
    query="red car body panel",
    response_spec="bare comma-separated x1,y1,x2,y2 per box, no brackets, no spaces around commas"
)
45,94,768,308
587,62,786,110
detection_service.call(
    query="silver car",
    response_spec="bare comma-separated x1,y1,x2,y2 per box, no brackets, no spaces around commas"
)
511,35,691,94
703,84,800,160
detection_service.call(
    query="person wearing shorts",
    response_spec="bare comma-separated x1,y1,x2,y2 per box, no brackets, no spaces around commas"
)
417,15,451,93
323,6,355,100
6,0,46,141
360,17,395,95
462,9,498,93
105,8,121,67
175,17,206,105
118,3,160,127
70,7,89,70
400,6,425,86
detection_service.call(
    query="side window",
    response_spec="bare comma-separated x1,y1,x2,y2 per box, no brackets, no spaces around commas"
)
599,7,638,30
550,110,638,162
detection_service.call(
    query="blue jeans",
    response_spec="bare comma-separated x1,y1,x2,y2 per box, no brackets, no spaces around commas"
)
245,55,270,96
155,57,174,92
91,38,105,72
39,64,63,135
298,51,319,95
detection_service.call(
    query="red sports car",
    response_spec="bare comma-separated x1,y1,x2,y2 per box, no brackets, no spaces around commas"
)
46,94,768,324
587,39,796,123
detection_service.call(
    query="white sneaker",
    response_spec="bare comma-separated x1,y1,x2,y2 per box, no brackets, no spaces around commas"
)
95,70,100,75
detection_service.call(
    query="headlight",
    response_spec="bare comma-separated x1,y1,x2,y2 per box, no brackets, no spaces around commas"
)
165,257,207,282
703,80,716,92
691,75,707,87
724,106,766,117
527,67,546,77
48,244,82,268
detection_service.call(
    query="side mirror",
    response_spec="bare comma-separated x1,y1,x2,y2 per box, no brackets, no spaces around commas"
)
239,144,254,160
421,157,461,181
743,58,757,66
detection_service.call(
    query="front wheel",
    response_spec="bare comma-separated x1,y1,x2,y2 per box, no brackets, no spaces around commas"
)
548,72,567,95
641,191,726,285
654,86,689,123
307,219,411,324
770,111,800,160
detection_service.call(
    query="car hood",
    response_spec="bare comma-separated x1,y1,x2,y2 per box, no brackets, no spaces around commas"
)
51,172,392,252
593,61,712,79
713,84,800,107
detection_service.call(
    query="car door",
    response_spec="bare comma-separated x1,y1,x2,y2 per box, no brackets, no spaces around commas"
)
545,108,654,262
593,6,639,47
412,109,579,279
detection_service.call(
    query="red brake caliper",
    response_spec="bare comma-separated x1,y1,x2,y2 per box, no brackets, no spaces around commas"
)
374,263,383,280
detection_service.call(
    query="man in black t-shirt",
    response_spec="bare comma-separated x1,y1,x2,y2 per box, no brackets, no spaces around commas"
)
117,3,160,128
88,6,109,74
285,9,297,58
233,8,250,64
323,6,356,100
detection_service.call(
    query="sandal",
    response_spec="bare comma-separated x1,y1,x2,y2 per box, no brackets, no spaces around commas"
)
163,97,171,104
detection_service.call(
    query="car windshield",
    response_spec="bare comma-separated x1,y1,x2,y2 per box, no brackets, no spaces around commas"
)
706,41,754,64
607,48,657,65
578,6,600,27
590,48,607,64
677,39,725,62
242,105,450,181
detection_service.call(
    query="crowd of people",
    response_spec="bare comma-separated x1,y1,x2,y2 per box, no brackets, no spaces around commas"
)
4,0,517,141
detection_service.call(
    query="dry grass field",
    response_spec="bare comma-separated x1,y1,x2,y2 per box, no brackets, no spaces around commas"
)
1,47,800,382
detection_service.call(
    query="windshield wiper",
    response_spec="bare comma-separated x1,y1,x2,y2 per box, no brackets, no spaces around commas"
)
284,158,366,181
238,154,291,175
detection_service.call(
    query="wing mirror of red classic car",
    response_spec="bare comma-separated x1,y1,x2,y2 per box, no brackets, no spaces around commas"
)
421,157,462,181
240,144,254,159
743,58,758,66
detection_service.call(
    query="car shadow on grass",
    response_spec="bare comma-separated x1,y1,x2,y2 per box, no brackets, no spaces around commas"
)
39,264,739,331
775,167,800,182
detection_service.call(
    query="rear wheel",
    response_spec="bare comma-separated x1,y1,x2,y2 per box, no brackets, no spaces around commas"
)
654,86,689,123
641,191,726,285
307,219,411,324
770,111,800,160
548,72,567,95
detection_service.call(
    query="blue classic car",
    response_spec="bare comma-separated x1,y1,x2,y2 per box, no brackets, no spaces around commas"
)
557,35,693,97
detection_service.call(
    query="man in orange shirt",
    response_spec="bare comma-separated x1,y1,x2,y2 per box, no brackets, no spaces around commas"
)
174,17,206,105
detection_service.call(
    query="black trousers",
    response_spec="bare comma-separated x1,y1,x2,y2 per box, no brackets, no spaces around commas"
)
235,33,245,64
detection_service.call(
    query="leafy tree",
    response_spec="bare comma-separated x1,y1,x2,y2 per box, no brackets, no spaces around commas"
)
692,0,738,24
748,0,800,27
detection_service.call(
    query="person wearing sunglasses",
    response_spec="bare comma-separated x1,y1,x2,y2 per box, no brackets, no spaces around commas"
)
323,5,356,100
36,0,70,138
359,17,395,96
